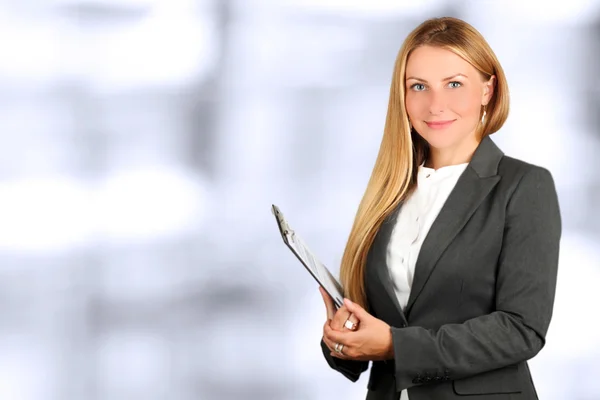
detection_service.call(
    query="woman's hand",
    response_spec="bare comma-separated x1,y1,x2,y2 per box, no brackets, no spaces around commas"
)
319,287,359,346
323,298,394,361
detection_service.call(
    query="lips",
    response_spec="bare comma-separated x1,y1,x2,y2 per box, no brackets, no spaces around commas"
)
425,120,456,129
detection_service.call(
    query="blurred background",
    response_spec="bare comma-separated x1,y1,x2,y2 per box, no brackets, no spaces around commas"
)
0,0,599,399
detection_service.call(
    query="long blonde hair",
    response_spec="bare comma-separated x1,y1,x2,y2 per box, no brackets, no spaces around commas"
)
339,17,510,308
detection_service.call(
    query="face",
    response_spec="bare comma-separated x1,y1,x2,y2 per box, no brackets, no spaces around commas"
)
404,45,495,156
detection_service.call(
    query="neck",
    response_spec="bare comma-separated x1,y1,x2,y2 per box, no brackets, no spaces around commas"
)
424,136,480,170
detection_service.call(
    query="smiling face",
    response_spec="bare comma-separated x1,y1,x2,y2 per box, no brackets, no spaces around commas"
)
405,45,495,165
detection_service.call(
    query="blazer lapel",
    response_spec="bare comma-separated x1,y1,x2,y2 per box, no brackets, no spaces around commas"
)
404,137,504,316
367,203,407,325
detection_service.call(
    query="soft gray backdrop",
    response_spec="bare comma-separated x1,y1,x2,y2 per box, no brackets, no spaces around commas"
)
1,0,599,399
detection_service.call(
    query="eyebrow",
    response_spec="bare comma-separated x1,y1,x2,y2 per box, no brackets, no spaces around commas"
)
406,73,468,83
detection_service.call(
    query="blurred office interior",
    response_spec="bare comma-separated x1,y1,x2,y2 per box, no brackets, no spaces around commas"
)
0,0,599,399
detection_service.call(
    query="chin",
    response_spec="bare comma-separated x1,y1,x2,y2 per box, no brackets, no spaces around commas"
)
420,133,462,150
417,125,476,151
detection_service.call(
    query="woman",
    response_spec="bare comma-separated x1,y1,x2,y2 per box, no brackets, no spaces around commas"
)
319,17,561,400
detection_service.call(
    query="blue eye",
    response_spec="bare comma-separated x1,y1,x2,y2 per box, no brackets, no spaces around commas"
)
411,83,426,91
449,81,462,88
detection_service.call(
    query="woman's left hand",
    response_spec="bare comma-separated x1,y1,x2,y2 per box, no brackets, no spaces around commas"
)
323,298,394,361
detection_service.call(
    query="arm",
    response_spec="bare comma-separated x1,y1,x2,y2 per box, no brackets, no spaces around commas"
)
392,167,562,391
320,338,369,382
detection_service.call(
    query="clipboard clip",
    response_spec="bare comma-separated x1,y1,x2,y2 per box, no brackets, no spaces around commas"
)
271,204,294,236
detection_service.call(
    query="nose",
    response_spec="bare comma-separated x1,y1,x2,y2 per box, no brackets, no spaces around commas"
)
428,90,446,115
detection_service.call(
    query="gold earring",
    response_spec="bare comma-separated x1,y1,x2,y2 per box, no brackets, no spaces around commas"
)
481,108,487,124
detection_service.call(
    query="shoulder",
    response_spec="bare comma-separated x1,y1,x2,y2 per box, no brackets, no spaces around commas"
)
496,156,560,227
497,155,556,193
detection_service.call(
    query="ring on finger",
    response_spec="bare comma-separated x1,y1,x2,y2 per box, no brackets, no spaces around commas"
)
334,342,344,354
344,318,358,331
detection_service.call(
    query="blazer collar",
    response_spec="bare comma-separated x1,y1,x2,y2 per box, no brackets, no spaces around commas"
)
467,135,504,178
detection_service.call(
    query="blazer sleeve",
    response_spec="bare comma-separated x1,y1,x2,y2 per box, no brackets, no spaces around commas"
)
390,166,562,391
320,338,369,382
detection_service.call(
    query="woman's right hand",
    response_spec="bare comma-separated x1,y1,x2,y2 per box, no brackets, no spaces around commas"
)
319,287,359,353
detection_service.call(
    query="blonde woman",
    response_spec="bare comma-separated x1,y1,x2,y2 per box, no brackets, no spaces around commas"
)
319,17,561,400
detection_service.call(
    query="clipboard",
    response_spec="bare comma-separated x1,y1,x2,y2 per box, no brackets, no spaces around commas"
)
271,204,344,308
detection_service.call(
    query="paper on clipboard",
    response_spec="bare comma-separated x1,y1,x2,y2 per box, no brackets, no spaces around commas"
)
271,204,345,308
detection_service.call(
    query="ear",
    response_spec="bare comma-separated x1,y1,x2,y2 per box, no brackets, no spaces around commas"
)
482,75,496,106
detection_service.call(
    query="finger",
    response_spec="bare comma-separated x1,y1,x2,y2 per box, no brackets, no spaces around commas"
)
326,336,349,359
323,321,341,352
324,321,352,345
323,337,336,352
319,287,336,320
320,287,335,317
323,337,333,351
322,336,339,354
342,312,359,331
330,306,351,331
322,321,335,350
332,349,365,361
330,350,353,360
329,342,358,360
343,298,369,322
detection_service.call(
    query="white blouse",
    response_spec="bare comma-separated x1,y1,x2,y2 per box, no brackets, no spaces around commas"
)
386,162,468,400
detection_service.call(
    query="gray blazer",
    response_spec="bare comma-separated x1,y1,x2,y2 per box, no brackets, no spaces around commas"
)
321,136,562,400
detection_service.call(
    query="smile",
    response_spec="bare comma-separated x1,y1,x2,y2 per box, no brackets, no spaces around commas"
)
425,120,456,130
